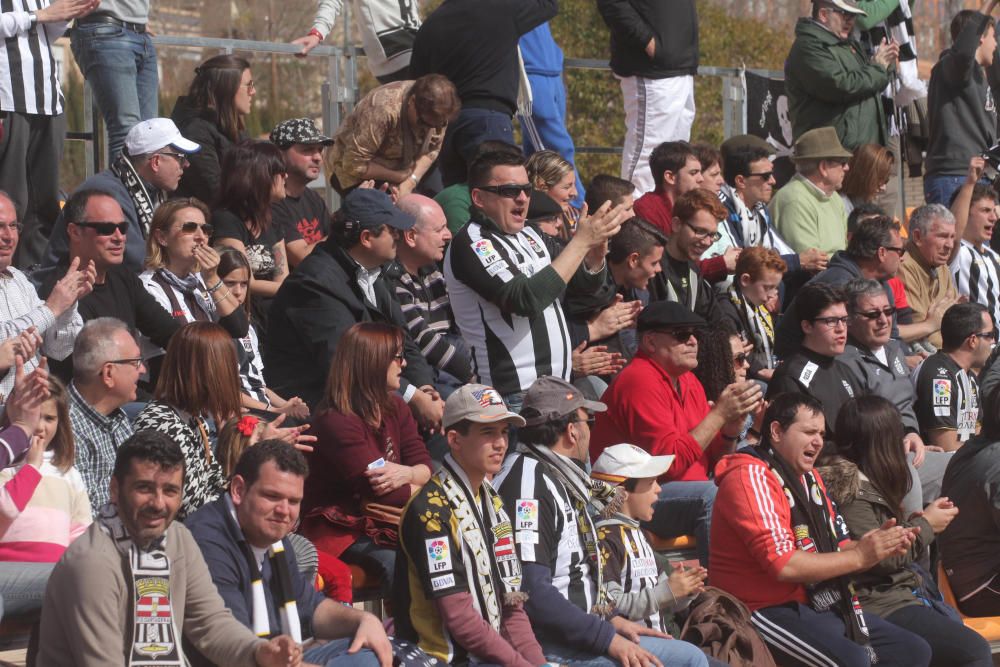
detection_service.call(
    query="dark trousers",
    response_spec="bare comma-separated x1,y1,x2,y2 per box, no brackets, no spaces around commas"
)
885,603,992,667
439,107,514,187
0,111,66,269
957,579,1000,617
752,602,931,667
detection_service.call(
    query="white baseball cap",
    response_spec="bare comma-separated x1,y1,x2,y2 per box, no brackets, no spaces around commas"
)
124,118,201,157
592,444,674,484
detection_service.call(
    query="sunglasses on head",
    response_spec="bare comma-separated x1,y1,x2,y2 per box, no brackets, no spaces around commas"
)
74,221,128,236
179,221,214,235
477,184,533,199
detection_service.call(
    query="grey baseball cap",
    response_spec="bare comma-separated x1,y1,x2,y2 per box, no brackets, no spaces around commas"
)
521,376,607,427
442,384,526,430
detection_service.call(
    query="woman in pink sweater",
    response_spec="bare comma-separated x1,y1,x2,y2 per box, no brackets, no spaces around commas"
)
0,376,91,619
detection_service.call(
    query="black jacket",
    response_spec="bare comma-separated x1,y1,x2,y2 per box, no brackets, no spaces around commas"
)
409,0,556,115
170,96,245,205
648,252,739,327
597,0,698,79
263,240,434,410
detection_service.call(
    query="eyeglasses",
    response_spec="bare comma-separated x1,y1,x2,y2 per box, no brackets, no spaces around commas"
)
106,357,144,369
732,352,750,365
0,222,22,233
242,80,256,91
812,316,850,329
882,245,906,258
683,220,722,242
747,171,774,181
854,306,897,321
974,330,999,341
158,152,190,166
179,221,214,235
476,184,533,199
74,221,128,236
830,7,857,17
392,352,405,362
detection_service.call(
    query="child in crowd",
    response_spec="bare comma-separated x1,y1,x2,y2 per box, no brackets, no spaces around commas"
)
216,246,309,420
216,414,265,478
593,443,708,633
0,376,91,620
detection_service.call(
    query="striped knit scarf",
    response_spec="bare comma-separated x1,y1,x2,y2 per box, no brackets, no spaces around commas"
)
437,454,525,632
516,442,623,617
97,503,183,667
227,496,302,643
858,0,926,110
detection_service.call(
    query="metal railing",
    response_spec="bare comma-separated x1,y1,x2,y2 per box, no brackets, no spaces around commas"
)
69,33,785,196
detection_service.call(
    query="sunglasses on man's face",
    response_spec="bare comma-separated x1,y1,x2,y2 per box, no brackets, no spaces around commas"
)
477,184,533,199
74,221,128,236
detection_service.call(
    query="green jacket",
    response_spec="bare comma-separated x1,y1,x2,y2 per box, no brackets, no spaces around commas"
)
819,458,934,619
785,18,891,149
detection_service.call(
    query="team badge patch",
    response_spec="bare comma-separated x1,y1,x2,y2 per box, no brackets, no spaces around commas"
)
516,499,538,529
431,574,456,591
933,379,952,406
472,239,501,267
425,537,453,572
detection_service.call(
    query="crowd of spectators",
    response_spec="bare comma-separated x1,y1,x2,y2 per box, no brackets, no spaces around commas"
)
7,0,1000,664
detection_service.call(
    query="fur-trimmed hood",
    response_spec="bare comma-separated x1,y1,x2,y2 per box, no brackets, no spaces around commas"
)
816,456,861,507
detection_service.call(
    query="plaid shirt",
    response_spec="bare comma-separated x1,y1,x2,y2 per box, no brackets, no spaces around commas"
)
390,263,472,382
0,266,82,400
69,382,133,514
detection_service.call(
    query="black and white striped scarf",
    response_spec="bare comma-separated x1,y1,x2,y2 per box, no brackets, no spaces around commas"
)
97,503,183,667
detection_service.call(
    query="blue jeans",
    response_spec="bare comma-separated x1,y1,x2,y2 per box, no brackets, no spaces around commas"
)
643,480,716,566
439,108,514,187
303,637,380,666
71,22,159,160
341,535,396,595
0,562,54,621
541,635,708,666
923,174,968,207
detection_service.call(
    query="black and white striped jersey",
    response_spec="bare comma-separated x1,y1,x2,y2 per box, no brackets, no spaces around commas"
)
0,1,65,115
951,239,1000,327
444,216,571,396
494,452,597,614
598,518,665,633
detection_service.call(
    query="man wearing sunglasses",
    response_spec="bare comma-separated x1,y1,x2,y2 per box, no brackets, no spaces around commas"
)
36,118,199,285
591,301,762,567
913,302,994,451
775,215,904,359
648,188,739,327
839,278,953,508
36,189,184,385
445,150,626,409
784,0,897,151
767,282,863,451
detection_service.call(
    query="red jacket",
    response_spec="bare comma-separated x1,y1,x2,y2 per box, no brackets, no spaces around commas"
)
590,352,727,482
633,191,673,236
710,452,849,611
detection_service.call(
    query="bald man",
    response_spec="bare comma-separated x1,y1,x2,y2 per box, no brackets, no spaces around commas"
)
390,195,473,392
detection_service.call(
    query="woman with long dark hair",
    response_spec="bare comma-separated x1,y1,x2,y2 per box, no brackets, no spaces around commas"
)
302,322,432,594
822,396,992,667
171,54,254,203
212,140,290,331
134,322,310,518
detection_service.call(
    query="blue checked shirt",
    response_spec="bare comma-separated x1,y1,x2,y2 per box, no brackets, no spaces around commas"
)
69,382,133,514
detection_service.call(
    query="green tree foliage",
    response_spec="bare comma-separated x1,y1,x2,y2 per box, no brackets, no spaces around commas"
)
550,0,793,181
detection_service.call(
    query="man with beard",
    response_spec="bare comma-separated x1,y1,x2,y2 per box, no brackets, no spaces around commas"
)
269,118,334,268
186,440,394,666
37,430,303,666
